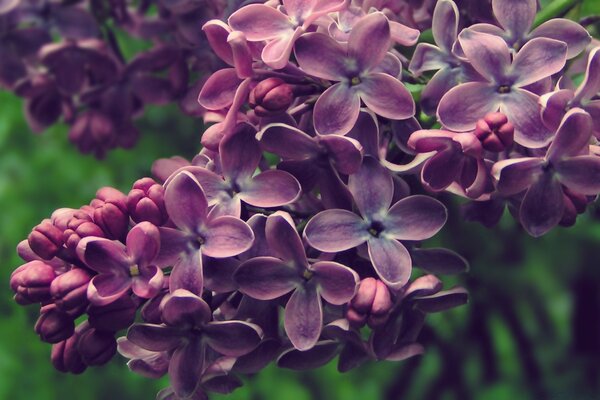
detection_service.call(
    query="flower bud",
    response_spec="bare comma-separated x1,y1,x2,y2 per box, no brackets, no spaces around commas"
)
68,111,116,157
560,188,589,227
51,208,78,231
51,268,92,315
93,201,129,241
51,335,87,374
78,328,117,366
11,260,57,305
28,219,64,260
35,304,75,344
63,210,105,252
347,278,393,328
127,178,167,225
88,295,137,332
249,78,294,116
474,112,514,152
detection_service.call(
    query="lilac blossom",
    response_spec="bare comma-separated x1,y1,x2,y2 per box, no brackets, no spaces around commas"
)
294,12,415,135
304,158,447,289
437,29,567,148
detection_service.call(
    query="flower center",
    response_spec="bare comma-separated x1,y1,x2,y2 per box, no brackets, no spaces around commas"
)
129,264,140,277
302,269,314,281
351,77,361,86
368,221,385,238
497,85,511,94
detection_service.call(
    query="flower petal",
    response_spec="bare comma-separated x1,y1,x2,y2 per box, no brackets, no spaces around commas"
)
348,157,394,218
458,29,511,83
277,341,339,370
219,123,261,181
312,261,359,305
437,82,500,132
127,323,183,352
161,289,211,327
367,237,411,289
204,321,263,356
359,72,415,120
294,32,347,81
198,68,242,110
313,83,361,135
79,238,128,274
169,251,203,296
259,123,320,159
492,157,544,195
87,274,131,306
546,108,593,160
556,156,600,195
520,173,564,237
127,222,160,266
348,12,390,71
261,28,303,70
304,210,368,252
432,0,459,53
265,212,307,267
318,135,363,175
169,339,205,399
235,256,300,300
511,38,567,88
385,195,447,241
164,171,207,232
132,265,164,299
573,48,600,103
530,19,591,59
492,0,536,40
409,43,450,75
500,89,553,148
420,67,462,115
202,216,254,258
239,170,301,208
228,4,292,40
284,283,322,351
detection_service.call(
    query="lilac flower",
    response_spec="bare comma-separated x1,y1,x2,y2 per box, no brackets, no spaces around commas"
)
438,29,567,148
228,0,346,69
541,47,600,138
470,0,590,58
294,12,415,135
169,123,301,218
304,157,447,289
492,109,600,236
127,289,262,398
77,222,164,306
408,129,490,199
235,212,359,350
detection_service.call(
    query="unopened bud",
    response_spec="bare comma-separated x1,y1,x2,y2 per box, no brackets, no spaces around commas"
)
78,328,117,366
35,304,75,343
127,178,167,225
88,295,137,332
51,334,87,374
11,260,57,305
249,78,294,116
347,278,393,328
51,268,92,315
28,219,64,260
474,112,514,152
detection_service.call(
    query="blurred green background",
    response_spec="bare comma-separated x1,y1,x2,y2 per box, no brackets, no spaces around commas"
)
2,1,600,399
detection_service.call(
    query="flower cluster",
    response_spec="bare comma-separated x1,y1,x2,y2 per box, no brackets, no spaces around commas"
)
9,0,600,398
0,0,229,157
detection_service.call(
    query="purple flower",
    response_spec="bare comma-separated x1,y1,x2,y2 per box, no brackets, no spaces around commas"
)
438,29,567,148
470,0,590,58
294,12,415,135
304,157,447,289
234,212,359,350
492,109,600,236
77,222,164,306
127,289,262,398
160,170,255,295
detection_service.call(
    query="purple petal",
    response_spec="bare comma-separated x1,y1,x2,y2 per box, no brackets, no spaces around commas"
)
202,216,254,258
204,321,263,356
556,156,600,195
385,195,447,241
311,261,358,305
492,0,536,40
511,38,567,87
239,170,301,208
202,20,234,65
520,173,564,237
432,0,459,52
492,157,544,195
414,287,469,313
411,248,469,274
132,265,164,299
530,19,591,59
421,149,463,191
79,238,128,274
277,341,339,370
260,123,320,159
164,171,207,232
235,256,300,300
228,4,292,40
304,210,368,252
294,32,347,81
265,212,307,267
87,274,131,306
169,339,205,399
458,30,511,83
126,222,160,266
409,44,450,75
574,48,600,103
501,89,553,148
155,227,188,267
540,89,573,131
175,166,227,206
359,73,415,120
219,123,261,181
161,289,211,327
390,21,420,46
348,12,390,71
203,256,239,293
313,83,361,135
318,135,363,175
198,68,242,110
262,28,303,70
386,343,425,361
284,284,322,351
169,251,203,296
127,323,182,352
546,108,593,160
346,110,379,158
367,237,411,289
373,52,402,78
420,67,463,115
437,82,500,132
348,157,393,218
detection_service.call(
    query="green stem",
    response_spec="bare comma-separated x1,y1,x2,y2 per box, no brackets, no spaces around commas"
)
532,0,581,28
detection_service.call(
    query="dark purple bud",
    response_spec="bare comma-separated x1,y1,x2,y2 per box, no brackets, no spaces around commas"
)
88,295,137,332
28,219,64,260
64,210,105,252
17,239,39,262
11,260,57,305
78,328,117,366
68,110,116,158
51,334,87,374
347,278,393,328
35,304,75,344
127,178,167,225
249,78,294,116
559,188,588,227
474,112,514,152
51,208,78,231
92,200,129,241
50,268,92,315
